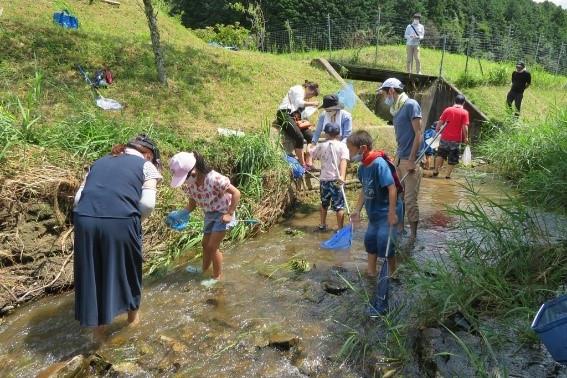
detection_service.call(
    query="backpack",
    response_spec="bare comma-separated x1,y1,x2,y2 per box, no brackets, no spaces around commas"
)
93,70,107,87
374,151,404,194
104,68,113,85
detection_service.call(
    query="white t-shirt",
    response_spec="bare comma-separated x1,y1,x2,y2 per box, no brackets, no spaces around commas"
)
125,148,162,181
405,23,425,46
278,85,305,113
312,140,350,181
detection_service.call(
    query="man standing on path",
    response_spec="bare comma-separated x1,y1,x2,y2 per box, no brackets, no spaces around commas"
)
404,13,425,74
433,94,469,179
506,61,531,116
378,78,423,244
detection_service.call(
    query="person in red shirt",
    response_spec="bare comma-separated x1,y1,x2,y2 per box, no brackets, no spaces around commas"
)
433,94,469,179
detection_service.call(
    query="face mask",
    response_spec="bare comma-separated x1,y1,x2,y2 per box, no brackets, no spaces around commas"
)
413,19,419,24
351,153,362,162
384,96,394,106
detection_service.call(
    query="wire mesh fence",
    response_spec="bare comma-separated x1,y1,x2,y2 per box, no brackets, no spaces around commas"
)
261,14,567,78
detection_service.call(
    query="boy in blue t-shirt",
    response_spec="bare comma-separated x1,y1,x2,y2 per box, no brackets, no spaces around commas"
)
347,130,403,277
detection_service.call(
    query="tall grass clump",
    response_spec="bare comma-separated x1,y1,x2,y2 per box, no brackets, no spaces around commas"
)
406,183,567,330
478,109,567,210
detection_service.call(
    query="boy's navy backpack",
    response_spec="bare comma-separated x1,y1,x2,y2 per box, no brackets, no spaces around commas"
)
374,151,404,194
53,10,79,29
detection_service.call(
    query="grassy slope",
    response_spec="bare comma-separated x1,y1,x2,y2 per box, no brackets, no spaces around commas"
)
288,45,567,123
1,0,380,142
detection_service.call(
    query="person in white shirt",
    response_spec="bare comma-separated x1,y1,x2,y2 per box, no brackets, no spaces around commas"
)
404,13,425,74
276,81,320,167
312,123,349,232
311,94,353,145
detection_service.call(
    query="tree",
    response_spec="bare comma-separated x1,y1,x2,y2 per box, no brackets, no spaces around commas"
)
142,0,167,85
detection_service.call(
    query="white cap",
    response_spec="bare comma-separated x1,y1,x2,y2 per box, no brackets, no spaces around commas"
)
169,152,196,188
378,78,404,91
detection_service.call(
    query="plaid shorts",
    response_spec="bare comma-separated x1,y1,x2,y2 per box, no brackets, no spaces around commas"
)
320,180,345,212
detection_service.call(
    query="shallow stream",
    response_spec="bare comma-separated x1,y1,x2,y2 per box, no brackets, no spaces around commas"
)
0,172,512,377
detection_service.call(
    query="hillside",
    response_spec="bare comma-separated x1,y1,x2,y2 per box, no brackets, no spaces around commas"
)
1,0,380,141
0,0,386,314
289,45,567,123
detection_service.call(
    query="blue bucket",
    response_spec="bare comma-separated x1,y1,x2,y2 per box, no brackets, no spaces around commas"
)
531,294,567,365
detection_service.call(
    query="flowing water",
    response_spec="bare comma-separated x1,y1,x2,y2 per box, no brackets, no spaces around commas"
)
0,172,507,377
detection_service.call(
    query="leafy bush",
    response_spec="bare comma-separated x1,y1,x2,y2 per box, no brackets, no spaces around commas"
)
454,72,484,88
486,65,508,86
193,23,252,48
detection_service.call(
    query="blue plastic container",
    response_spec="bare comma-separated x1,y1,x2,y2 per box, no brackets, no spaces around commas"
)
532,294,567,365
53,10,79,29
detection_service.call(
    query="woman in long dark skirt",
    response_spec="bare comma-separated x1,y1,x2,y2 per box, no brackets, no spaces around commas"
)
73,134,162,341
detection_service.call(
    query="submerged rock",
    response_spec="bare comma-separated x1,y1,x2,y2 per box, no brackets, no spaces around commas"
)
268,333,301,351
111,362,145,376
159,335,188,353
321,280,348,295
37,354,111,378
37,355,85,378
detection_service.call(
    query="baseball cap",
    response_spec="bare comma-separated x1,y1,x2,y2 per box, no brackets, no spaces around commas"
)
378,78,404,92
169,152,196,188
516,61,525,68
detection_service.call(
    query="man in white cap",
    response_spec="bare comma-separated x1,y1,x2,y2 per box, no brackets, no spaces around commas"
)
378,78,423,244
404,13,425,74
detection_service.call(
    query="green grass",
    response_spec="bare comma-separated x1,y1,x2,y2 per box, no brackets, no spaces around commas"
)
404,181,567,335
1,0,380,138
478,109,567,210
284,45,567,123
0,0,384,274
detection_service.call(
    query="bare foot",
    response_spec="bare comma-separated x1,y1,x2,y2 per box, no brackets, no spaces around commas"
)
365,271,377,278
93,326,108,344
127,310,140,327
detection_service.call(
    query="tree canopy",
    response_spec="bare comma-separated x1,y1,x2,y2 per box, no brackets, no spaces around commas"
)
168,0,567,46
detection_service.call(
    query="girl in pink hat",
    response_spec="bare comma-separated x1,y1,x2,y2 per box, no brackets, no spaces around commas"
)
167,152,240,282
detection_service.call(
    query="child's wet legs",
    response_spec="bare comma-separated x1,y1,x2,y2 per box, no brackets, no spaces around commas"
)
204,231,226,279
319,206,328,229
336,209,345,229
387,256,397,276
367,253,378,276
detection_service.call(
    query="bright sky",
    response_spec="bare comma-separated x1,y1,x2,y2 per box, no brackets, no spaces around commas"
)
533,0,567,8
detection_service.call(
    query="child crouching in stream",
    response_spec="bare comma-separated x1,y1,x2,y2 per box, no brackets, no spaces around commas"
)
347,131,403,278
167,152,240,282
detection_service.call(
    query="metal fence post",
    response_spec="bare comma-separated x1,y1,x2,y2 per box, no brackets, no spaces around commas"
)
327,14,332,59
373,6,381,66
557,43,565,75
439,35,447,77
465,17,474,76
535,33,542,64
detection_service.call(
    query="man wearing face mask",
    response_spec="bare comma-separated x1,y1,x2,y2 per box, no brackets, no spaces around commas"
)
378,78,423,244
404,13,425,74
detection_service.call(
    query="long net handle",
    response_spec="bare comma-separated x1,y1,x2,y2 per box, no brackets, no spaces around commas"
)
384,226,392,258
399,122,448,183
